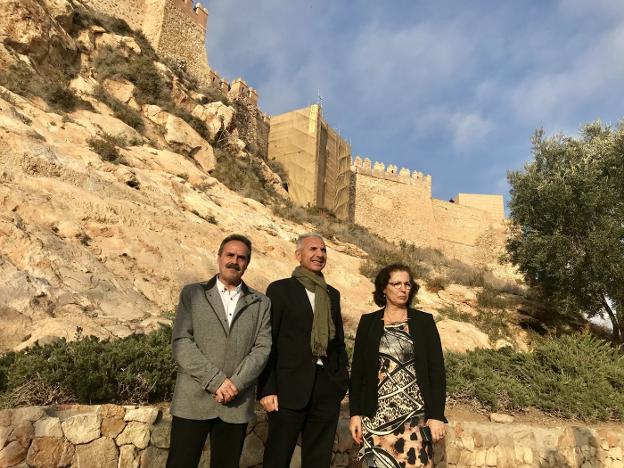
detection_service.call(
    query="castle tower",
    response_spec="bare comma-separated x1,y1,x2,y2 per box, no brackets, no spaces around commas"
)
83,0,212,86
268,105,352,219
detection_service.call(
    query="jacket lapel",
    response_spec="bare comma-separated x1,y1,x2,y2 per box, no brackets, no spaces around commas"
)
203,276,230,335
230,282,259,325
367,310,385,369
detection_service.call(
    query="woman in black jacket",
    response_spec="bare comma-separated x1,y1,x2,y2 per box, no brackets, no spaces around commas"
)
349,263,446,467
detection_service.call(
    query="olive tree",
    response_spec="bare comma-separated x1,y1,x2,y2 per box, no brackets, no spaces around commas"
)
506,122,624,342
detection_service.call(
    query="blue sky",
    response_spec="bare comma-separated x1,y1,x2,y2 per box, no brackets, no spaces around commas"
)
206,0,624,204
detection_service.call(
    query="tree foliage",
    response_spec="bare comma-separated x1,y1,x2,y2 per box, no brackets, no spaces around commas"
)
506,122,624,341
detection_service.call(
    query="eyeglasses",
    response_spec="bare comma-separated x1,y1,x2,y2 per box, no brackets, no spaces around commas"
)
388,281,412,290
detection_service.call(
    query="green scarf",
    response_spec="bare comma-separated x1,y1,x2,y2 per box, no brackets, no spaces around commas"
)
292,266,335,358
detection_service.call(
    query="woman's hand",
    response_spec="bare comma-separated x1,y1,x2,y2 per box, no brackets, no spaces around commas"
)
426,419,446,442
349,416,363,444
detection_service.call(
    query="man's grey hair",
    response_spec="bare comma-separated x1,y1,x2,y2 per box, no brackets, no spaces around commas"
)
295,232,325,250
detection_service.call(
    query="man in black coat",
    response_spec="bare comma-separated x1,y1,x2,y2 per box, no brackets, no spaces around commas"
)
258,233,349,467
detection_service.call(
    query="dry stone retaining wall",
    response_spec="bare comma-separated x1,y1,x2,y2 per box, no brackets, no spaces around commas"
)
1,404,623,467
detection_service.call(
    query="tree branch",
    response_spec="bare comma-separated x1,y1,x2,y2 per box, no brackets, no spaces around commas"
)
601,294,622,343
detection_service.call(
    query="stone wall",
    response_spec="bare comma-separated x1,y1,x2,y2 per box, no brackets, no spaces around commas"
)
151,0,212,87
348,157,506,265
452,194,505,221
432,199,504,262
1,404,623,467
81,0,146,31
350,158,438,249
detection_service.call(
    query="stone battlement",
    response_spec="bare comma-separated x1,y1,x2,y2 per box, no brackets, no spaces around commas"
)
351,155,432,186
168,0,208,30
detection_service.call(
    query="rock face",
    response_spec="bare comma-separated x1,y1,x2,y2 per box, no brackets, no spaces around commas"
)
1,404,624,468
0,0,526,355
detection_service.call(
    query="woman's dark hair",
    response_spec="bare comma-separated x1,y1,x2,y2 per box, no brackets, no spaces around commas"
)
373,263,420,307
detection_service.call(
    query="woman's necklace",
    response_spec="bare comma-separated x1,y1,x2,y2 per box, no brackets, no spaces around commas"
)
383,307,407,324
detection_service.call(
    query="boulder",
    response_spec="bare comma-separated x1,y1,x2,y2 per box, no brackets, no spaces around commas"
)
437,319,491,353
123,407,159,425
10,420,34,448
118,444,139,468
139,446,168,467
115,421,150,449
489,413,515,424
0,0,77,67
26,436,74,467
149,414,171,449
94,33,141,56
34,417,63,438
102,79,136,106
61,413,100,444
191,101,235,141
0,441,28,467
74,437,118,468
192,146,215,173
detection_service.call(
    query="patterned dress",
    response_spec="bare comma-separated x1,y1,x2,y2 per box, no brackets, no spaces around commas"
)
359,321,429,467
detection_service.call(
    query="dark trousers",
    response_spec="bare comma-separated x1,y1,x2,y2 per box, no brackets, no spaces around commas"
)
166,416,247,468
263,365,341,468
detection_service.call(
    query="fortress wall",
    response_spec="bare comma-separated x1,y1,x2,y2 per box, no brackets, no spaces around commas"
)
453,193,505,220
268,106,319,207
432,199,504,261
350,169,438,248
153,0,212,86
82,0,146,31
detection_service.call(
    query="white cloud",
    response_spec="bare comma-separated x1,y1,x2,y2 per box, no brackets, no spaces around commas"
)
450,112,494,151
507,25,624,125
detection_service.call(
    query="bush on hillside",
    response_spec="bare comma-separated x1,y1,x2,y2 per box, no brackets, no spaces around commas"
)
87,132,129,163
0,62,92,113
1,329,622,421
436,304,512,343
0,326,175,408
447,333,624,421
94,86,144,130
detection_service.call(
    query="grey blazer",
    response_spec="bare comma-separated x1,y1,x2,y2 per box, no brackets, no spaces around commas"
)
170,275,272,423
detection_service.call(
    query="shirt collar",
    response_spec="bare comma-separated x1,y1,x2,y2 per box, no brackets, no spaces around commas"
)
216,276,243,295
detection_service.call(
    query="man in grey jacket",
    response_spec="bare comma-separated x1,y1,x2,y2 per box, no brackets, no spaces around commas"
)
167,234,272,468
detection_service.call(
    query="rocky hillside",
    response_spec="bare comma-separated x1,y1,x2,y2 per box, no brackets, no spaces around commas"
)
0,0,536,354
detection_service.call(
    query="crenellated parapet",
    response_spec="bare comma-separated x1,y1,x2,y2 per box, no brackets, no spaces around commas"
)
351,155,432,187
169,0,209,30
228,78,259,104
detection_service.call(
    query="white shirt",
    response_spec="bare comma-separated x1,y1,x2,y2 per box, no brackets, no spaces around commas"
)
216,277,242,327
304,289,324,366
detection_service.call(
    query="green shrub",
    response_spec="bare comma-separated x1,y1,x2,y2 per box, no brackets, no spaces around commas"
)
426,275,450,292
0,352,16,393
92,45,170,106
87,132,127,163
1,326,175,407
94,86,144,130
213,148,278,203
197,86,230,106
477,287,509,309
446,333,624,421
0,62,91,113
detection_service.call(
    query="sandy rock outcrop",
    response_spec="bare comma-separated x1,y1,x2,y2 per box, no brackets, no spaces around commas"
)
191,101,235,141
0,0,77,68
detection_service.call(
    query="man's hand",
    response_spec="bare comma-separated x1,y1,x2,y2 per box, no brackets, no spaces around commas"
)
214,378,239,404
259,394,279,412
